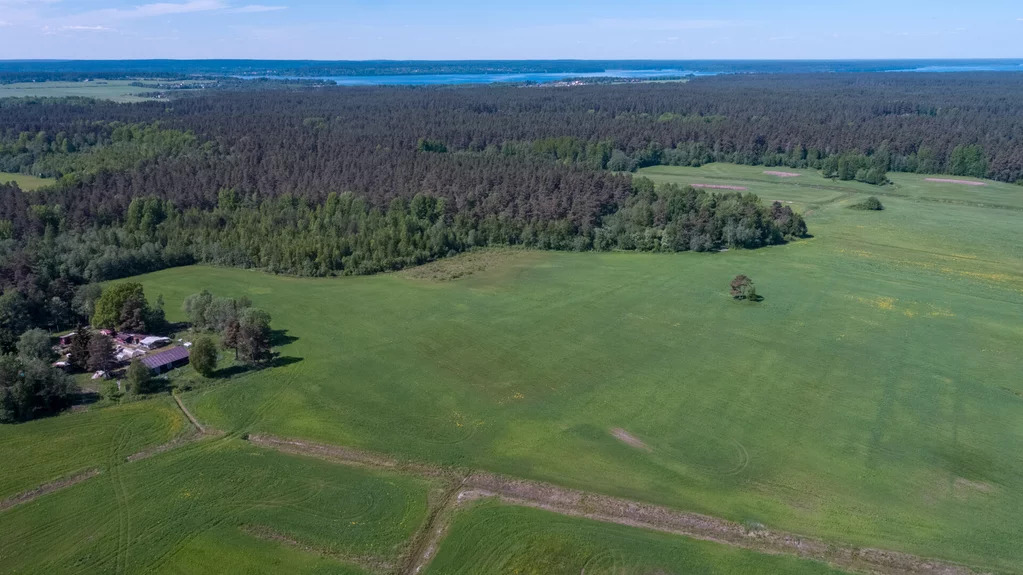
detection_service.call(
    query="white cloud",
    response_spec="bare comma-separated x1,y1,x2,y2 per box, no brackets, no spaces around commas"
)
102,1,227,19
229,5,286,13
61,25,114,31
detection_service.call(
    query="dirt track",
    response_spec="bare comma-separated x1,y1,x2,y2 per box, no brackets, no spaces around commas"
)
249,434,985,575
0,469,100,512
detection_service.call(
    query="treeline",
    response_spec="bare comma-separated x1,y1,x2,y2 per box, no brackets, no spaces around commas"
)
0,76,1017,229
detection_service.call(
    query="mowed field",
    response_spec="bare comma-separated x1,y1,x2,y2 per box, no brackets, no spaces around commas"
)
3,163,1023,573
0,438,437,574
0,397,186,499
0,172,55,191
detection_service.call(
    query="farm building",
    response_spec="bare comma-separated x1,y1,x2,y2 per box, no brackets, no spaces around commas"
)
141,346,190,374
58,332,76,346
140,336,172,349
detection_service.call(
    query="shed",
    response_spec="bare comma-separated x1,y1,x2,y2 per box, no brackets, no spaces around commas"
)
141,346,190,374
140,336,172,349
58,332,76,347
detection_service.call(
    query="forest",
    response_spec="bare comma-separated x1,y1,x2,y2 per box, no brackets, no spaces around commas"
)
2,73,1022,399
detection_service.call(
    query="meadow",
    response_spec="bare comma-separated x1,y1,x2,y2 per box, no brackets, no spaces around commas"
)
0,397,186,499
3,164,1022,573
426,500,849,574
0,172,55,191
0,81,165,102
0,438,437,574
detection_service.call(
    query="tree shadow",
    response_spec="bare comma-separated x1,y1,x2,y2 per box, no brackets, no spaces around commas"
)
215,364,256,379
213,355,303,378
71,390,101,407
270,329,299,347
271,355,303,368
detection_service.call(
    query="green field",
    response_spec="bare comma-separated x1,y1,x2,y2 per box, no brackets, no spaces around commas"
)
0,171,56,191
4,163,1023,572
0,80,189,103
0,438,436,573
427,500,848,574
0,397,186,499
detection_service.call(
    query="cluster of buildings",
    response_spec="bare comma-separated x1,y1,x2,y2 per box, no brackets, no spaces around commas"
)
54,329,190,376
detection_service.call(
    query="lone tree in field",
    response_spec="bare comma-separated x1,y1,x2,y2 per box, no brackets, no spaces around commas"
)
730,275,757,301
190,336,217,378
850,196,884,211
237,308,273,366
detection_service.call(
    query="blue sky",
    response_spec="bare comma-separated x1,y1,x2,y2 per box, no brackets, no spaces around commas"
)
0,0,1020,60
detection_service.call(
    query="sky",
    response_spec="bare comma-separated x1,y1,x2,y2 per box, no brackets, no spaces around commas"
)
0,0,1021,60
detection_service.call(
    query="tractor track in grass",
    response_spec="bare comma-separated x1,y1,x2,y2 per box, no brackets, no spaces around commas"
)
248,434,984,575
1,394,212,517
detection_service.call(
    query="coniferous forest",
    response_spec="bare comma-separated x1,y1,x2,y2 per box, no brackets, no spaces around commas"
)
2,73,1022,367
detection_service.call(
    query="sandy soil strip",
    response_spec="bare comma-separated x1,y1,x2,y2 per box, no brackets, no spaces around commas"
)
610,428,651,451
249,435,981,575
0,469,100,512
690,184,749,191
924,178,986,187
764,171,802,177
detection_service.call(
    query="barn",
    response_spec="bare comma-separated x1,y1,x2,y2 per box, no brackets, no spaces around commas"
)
141,346,190,374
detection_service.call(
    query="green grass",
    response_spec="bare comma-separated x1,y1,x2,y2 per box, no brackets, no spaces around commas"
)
0,438,435,573
0,81,160,102
110,163,1023,572
0,171,56,191
427,500,849,574
0,397,187,499
0,162,1006,571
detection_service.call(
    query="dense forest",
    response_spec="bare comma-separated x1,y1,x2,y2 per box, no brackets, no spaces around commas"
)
2,73,1022,393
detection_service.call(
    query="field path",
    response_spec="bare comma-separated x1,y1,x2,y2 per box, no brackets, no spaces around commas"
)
173,392,206,435
249,434,983,575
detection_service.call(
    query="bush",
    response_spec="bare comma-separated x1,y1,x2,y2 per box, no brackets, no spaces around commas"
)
730,275,758,301
850,196,884,211
125,358,152,395
190,336,217,378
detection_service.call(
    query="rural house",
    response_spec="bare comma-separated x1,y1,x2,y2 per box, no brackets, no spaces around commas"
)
141,346,190,374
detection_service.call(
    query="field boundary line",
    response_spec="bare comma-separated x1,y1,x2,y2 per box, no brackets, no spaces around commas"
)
401,477,468,575
172,392,206,435
248,434,987,575
0,469,100,513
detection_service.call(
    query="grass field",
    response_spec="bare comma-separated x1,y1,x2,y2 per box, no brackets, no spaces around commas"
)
0,171,56,191
0,80,195,103
0,438,436,573
0,397,186,499
5,163,1023,572
427,500,849,574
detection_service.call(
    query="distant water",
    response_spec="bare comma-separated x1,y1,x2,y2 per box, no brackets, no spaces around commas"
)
245,61,1023,86
252,69,706,86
